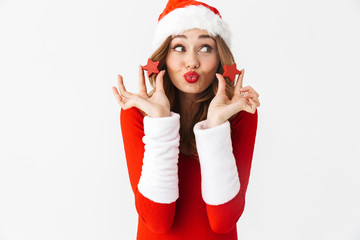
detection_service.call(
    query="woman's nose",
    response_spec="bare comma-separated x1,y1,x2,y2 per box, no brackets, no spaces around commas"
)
186,52,200,69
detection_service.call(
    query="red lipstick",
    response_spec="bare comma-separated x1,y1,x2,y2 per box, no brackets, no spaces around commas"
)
184,71,200,83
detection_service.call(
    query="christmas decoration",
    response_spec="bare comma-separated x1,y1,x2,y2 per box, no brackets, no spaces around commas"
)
142,58,160,77
223,63,241,82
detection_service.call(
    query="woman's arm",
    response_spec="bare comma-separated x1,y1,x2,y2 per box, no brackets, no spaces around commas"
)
120,107,180,233
113,65,178,232
194,109,258,233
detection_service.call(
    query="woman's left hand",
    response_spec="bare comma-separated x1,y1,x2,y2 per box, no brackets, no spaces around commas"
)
206,69,260,128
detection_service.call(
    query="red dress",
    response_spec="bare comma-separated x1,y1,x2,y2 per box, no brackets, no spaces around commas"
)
120,107,258,240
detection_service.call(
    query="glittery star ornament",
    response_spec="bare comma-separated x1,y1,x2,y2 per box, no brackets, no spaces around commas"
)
142,58,160,77
223,63,241,82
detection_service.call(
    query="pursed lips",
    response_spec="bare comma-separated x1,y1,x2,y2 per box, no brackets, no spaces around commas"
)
183,71,200,83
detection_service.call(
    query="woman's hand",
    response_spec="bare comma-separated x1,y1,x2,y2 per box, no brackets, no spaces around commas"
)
112,66,171,118
206,69,260,128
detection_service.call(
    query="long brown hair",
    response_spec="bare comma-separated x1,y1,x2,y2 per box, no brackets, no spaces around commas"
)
147,35,236,156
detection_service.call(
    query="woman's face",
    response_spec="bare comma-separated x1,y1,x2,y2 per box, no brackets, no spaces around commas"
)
166,28,220,95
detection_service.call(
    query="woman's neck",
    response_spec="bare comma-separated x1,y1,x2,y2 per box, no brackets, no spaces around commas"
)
177,91,197,116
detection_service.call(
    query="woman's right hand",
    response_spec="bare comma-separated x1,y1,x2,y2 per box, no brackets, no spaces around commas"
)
112,66,171,118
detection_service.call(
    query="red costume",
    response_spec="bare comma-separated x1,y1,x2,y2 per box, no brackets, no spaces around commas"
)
120,107,258,239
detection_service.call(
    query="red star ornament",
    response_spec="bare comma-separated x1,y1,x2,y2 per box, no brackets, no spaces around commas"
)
142,58,160,77
223,63,241,82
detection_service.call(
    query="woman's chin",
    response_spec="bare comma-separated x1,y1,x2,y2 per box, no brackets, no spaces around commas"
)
175,84,204,95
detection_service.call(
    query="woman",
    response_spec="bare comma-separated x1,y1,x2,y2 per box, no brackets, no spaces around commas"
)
112,0,260,239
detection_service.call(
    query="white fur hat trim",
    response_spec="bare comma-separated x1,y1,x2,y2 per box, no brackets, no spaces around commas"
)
152,5,231,50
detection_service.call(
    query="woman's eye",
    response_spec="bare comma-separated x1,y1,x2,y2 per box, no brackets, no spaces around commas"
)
199,45,212,53
174,46,185,52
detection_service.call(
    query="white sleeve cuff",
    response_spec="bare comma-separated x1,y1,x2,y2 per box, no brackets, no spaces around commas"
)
137,112,180,204
193,120,240,205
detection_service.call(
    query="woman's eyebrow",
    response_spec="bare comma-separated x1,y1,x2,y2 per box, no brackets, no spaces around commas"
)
173,35,186,39
198,35,211,39
172,34,212,39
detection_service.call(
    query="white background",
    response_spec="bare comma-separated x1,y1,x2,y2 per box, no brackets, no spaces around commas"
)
1,0,360,239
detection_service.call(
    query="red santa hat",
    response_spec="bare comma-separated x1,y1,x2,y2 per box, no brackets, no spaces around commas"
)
152,0,231,50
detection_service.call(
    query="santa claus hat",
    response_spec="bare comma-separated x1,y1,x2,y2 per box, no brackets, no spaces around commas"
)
152,0,231,50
